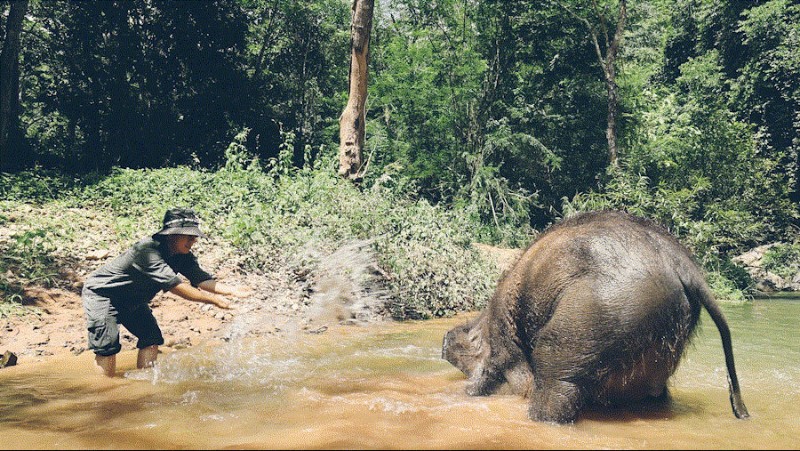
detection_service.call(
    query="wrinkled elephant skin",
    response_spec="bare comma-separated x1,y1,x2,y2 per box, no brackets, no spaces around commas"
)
443,210,749,423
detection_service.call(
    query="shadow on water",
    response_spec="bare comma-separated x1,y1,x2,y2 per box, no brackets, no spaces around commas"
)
580,395,685,423
1,297,799,449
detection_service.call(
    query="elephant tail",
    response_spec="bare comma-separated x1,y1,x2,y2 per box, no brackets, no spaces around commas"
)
683,275,750,419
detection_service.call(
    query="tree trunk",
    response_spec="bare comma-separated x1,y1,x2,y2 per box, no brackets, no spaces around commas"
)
603,0,625,167
0,0,28,170
338,0,374,181
558,0,626,167
605,64,620,166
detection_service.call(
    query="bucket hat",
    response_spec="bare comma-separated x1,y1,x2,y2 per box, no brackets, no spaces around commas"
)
153,207,207,238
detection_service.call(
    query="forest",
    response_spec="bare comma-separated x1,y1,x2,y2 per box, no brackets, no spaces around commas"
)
1,0,799,316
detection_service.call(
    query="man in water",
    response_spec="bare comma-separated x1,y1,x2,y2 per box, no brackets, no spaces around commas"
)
81,207,251,377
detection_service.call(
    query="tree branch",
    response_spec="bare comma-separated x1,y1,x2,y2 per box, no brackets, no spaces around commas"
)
555,1,608,75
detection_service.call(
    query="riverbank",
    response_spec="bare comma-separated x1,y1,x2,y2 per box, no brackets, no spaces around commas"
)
4,235,798,371
0,251,327,366
0,229,523,368
0,214,407,366
733,243,800,292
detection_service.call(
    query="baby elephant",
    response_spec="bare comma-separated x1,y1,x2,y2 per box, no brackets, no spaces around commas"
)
443,210,749,423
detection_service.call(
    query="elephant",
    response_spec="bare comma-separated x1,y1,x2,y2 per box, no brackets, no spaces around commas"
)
442,210,750,423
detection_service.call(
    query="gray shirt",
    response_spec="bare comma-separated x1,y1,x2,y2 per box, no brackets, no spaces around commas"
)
83,237,213,312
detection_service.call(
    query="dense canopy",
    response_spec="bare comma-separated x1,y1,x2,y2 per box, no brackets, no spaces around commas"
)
1,0,798,268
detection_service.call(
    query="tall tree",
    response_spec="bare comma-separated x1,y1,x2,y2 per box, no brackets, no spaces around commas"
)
730,0,800,205
0,0,28,169
469,1,609,224
244,0,350,165
558,0,627,166
339,0,374,181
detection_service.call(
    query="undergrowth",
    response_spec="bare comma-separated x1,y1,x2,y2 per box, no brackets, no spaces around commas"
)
4,132,788,317
0,133,506,320
762,243,800,280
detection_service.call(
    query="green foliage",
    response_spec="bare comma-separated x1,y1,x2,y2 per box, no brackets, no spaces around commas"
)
0,227,59,310
220,156,508,318
18,1,255,170
368,1,578,239
446,118,540,247
77,167,209,242
243,0,351,161
478,0,610,223
368,11,487,202
0,296,28,318
372,200,498,320
575,31,798,292
4,0,800,312
732,0,800,201
705,269,750,303
216,142,500,319
0,170,81,203
11,0,351,171
2,229,58,286
762,243,800,280
223,128,262,172
2,134,503,319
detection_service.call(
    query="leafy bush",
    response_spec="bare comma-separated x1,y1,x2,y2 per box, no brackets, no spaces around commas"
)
705,270,749,303
562,48,798,300
2,131,505,320
0,169,82,203
0,227,59,311
762,243,800,280
371,199,498,319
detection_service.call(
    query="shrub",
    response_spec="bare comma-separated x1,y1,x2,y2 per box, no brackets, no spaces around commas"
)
762,243,800,280
2,134,504,320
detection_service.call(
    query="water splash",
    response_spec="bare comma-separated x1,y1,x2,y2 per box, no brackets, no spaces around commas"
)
126,338,311,395
303,239,392,325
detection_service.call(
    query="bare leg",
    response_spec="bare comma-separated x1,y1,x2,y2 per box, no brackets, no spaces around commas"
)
137,345,158,369
95,354,116,377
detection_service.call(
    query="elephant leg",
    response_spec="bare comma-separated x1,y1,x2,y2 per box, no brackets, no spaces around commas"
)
528,377,585,424
526,315,592,423
504,360,534,397
465,361,503,396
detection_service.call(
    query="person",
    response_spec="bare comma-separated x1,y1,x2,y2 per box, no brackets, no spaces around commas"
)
81,207,251,377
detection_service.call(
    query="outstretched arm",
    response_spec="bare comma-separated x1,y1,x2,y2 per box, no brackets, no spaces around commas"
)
169,282,233,309
197,279,252,298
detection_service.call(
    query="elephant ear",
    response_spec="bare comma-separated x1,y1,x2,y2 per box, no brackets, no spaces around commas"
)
469,321,489,352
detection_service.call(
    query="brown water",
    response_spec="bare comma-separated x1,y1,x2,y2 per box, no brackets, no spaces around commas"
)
1,297,798,450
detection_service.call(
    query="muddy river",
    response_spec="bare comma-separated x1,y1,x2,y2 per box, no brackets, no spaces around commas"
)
0,297,798,449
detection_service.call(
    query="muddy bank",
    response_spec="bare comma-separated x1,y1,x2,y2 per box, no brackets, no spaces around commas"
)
0,238,397,368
